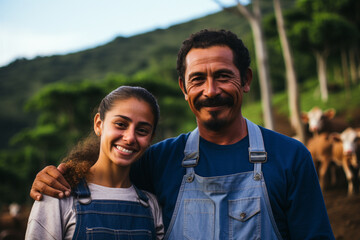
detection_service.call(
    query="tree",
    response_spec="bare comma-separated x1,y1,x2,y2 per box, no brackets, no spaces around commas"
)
273,0,305,142
1,74,195,204
214,0,274,129
310,0,360,85
294,0,359,102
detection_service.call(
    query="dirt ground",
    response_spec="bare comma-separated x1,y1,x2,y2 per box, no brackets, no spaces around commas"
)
1,172,360,240
1,109,359,239
2,188,359,240
324,189,360,239
274,108,360,240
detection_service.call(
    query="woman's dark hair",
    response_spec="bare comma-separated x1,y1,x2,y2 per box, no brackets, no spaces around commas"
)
62,86,160,187
98,86,160,135
177,29,251,92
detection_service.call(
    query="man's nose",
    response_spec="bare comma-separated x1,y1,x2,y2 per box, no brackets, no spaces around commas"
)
203,78,220,98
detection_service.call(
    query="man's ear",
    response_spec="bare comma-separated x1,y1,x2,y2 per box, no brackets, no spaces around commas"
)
94,113,102,136
242,68,252,93
178,77,188,101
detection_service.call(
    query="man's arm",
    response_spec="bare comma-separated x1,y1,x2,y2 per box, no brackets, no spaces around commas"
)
29,164,72,200
286,151,335,239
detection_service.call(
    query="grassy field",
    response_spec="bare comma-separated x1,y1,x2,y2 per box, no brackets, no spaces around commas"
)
243,79,360,128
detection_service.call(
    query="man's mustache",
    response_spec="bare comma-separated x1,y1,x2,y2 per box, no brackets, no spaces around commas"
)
194,96,233,110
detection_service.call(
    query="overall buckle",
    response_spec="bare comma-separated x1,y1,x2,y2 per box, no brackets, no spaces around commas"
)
249,151,267,163
182,152,199,168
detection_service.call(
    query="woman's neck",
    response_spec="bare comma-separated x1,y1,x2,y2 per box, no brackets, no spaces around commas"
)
87,160,131,188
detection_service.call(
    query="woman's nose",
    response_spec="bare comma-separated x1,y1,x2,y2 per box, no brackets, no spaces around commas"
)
123,128,136,144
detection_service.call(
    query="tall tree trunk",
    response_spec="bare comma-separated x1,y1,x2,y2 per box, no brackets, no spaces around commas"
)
315,51,329,102
341,49,350,90
273,0,305,143
349,48,358,84
236,0,274,130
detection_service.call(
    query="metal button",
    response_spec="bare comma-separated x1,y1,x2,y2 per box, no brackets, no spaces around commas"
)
254,173,261,181
186,175,194,183
240,212,247,219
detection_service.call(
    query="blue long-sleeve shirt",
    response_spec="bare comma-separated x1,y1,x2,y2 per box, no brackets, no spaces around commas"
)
131,126,335,239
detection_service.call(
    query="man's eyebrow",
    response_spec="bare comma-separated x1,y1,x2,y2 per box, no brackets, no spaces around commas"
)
188,69,235,79
214,69,235,75
188,72,206,79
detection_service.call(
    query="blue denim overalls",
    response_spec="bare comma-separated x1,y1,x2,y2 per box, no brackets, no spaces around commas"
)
165,119,283,240
72,179,156,240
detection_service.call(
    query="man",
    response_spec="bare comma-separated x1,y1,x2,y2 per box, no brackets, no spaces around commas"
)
30,29,334,239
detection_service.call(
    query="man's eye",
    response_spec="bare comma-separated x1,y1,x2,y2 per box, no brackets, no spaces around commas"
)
217,74,231,79
190,77,205,83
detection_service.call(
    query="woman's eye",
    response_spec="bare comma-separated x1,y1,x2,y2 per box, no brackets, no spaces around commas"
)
116,122,126,128
137,128,150,136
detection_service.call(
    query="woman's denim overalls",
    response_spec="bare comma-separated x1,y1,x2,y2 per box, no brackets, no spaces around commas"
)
72,179,156,240
165,119,283,240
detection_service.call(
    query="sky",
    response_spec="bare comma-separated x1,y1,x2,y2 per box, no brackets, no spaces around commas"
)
0,0,245,67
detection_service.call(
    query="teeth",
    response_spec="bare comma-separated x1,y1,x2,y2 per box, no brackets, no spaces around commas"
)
116,145,134,154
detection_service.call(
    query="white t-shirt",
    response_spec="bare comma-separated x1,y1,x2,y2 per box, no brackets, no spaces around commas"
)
25,183,164,240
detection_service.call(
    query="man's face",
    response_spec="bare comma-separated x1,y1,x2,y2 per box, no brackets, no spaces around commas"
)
179,46,251,131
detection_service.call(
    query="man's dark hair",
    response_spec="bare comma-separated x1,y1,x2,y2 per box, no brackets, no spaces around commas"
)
177,29,251,91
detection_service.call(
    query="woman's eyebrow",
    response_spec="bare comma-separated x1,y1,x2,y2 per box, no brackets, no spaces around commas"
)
114,115,153,128
114,115,131,121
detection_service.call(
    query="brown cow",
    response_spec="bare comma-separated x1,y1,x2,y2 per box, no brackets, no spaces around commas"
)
307,128,360,195
330,128,360,196
301,107,336,135
306,133,333,190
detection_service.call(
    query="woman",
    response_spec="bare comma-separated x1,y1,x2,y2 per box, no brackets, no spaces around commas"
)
25,86,164,239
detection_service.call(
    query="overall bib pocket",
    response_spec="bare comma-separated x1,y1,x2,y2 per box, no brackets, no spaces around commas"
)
228,197,261,239
86,227,153,240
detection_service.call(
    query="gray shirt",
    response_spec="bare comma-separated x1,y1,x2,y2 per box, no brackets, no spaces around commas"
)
25,183,164,240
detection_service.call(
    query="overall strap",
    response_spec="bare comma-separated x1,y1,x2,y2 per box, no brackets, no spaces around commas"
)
72,178,92,204
133,185,150,208
246,118,267,179
73,178,90,198
182,120,267,177
182,127,200,169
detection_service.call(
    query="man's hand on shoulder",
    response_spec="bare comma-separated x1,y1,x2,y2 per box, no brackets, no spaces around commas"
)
30,164,71,201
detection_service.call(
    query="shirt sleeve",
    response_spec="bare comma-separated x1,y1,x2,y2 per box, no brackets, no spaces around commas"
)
145,191,165,240
286,150,335,239
25,195,76,240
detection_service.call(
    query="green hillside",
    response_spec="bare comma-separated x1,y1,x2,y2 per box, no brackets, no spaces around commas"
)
1,0,358,150
1,1,360,206
0,9,254,149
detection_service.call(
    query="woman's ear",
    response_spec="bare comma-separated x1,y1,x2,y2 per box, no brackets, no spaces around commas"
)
94,113,102,136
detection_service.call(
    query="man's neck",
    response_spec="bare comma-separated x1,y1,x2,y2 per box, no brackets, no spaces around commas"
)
197,117,248,145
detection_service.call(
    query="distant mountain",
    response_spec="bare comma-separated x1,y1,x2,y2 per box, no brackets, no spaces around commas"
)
0,8,253,149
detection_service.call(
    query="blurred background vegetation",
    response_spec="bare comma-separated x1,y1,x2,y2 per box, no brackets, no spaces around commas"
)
0,0,359,206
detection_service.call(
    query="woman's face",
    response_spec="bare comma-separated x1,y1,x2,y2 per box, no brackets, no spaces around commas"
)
94,97,154,168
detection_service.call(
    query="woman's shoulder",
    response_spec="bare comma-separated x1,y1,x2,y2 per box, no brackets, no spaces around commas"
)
26,194,76,239
33,194,75,219
36,194,74,209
